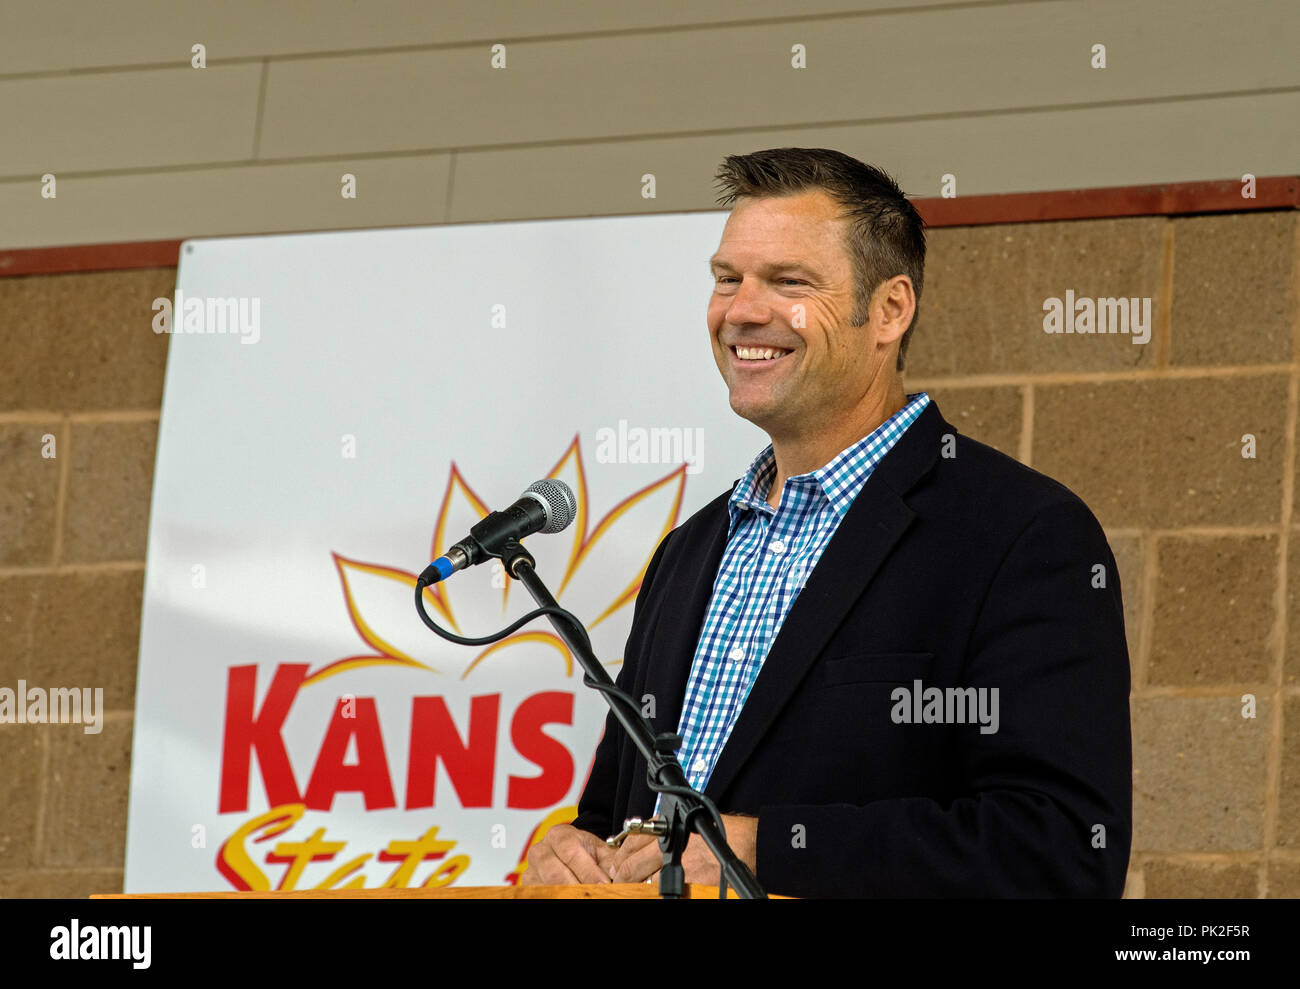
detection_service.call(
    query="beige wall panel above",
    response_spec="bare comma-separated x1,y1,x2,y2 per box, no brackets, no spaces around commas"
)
1,89,1292,251
448,91,1300,223
0,156,450,250
256,1,1300,160
0,90,1293,251
0,0,1002,74
0,65,262,180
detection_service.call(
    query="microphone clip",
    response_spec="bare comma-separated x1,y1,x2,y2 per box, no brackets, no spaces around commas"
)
498,538,535,580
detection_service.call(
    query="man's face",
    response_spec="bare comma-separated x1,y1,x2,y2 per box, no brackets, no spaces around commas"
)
708,189,891,440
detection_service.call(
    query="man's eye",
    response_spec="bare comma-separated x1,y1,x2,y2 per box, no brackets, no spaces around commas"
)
780,279,805,286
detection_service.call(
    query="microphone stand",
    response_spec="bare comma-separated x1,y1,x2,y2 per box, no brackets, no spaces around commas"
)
497,538,766,899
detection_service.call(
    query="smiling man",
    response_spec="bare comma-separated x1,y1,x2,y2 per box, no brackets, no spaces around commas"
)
522,147,1132,897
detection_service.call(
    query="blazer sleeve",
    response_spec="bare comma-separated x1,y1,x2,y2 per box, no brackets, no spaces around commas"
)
754,497,1133,897
571,531,673,839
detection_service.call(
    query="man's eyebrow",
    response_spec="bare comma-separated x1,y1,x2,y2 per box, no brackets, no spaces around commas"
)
708,257,823,276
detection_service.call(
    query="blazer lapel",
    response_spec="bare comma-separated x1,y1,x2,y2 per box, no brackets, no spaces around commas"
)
702,400,949,804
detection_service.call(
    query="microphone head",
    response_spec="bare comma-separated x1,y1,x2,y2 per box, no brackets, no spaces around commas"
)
524,479,577,534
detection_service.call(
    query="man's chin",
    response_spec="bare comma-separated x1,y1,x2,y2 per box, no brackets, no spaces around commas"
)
728,395,786,433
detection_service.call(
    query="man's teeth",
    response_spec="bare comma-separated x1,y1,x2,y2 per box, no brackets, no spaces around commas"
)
735,346,790,361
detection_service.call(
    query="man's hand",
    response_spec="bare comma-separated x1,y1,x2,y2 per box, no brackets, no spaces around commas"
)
520,823,616,885
607,814,758,886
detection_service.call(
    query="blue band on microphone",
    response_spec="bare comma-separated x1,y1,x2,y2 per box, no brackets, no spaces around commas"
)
430,556,455,582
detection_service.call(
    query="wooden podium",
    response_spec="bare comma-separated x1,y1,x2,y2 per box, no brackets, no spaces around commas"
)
93,884,753,899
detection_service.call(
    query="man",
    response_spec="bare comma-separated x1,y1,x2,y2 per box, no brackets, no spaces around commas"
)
523,147,1132,897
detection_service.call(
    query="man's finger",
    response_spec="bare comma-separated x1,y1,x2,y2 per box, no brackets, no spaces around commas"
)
555,831,613,884
523,825,611,885
609,833,658,857
593,838,618,873
523,840,583,885
610,836,666,883
606,833,657,877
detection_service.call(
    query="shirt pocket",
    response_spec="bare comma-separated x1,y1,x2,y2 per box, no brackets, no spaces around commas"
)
820,651,934,685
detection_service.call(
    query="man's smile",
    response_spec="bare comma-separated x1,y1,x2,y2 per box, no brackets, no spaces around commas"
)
729,344,795,366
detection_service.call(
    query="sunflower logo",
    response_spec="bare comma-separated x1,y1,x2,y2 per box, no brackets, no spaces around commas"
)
310,436,687,686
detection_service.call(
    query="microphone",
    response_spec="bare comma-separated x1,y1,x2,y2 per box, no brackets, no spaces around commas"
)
420,479,577,585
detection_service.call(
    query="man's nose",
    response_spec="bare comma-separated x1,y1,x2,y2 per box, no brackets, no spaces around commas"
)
723,277,773,326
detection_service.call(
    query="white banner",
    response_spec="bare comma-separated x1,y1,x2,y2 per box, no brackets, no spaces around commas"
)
123,213,766,892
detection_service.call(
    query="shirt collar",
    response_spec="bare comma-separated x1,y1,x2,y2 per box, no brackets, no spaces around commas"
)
728,392,930,524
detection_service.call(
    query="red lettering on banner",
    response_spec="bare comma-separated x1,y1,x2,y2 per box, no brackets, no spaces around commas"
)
507,691,574,809
219,667,581,817
219,664,308,813
302,697,397,810
405,694,499,809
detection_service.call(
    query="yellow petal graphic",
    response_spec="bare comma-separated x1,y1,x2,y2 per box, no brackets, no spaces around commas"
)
559,462,686,629
428,462,495,635
460,629,573,680
304,553,444,685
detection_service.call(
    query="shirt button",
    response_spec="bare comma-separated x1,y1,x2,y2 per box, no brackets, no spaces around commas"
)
729,646,745,662
692,757,707,773
770,539,786,554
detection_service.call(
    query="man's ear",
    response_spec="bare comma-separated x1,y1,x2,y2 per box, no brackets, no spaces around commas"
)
873,275,916,349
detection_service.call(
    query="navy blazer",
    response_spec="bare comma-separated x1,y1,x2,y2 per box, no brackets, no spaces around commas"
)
572,399,1132,897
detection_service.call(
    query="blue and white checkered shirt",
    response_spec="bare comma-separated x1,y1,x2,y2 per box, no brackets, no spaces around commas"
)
657,392,931,811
